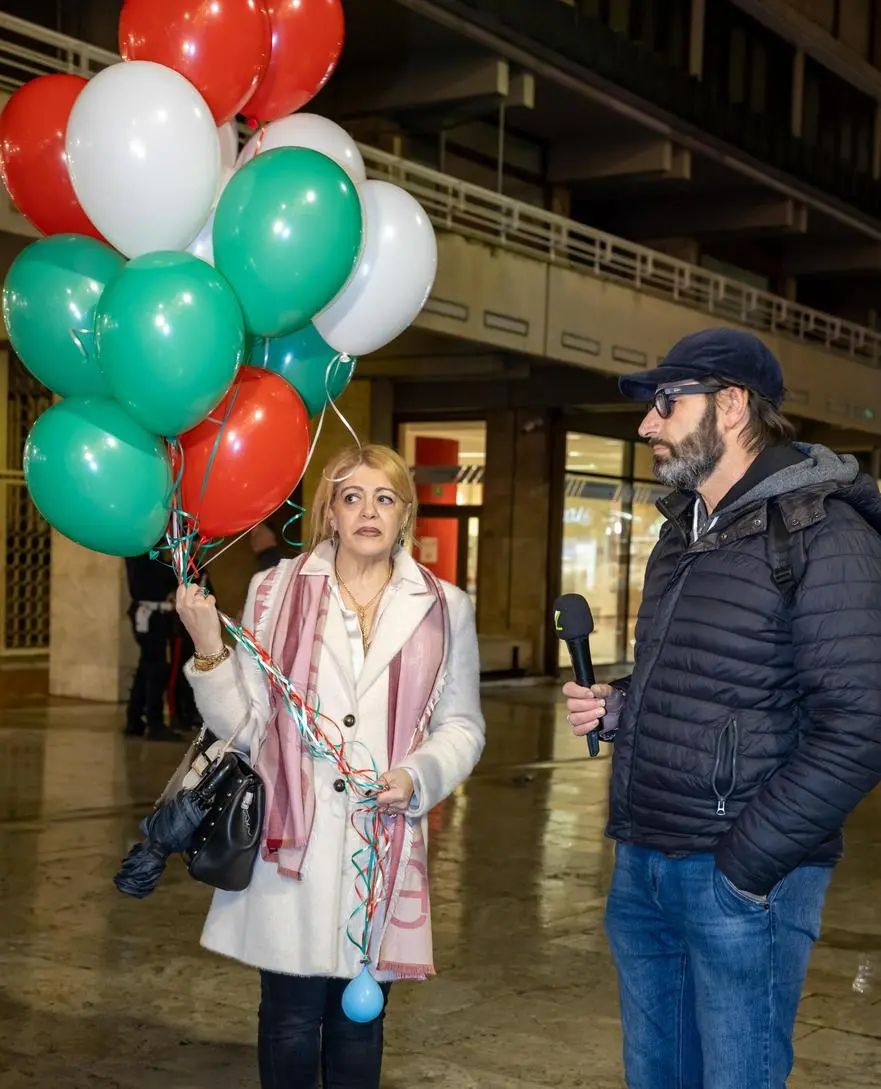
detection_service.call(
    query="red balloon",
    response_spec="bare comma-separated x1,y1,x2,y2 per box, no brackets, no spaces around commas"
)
178,367,310,538
242,0,344,124
0,75,104,240
119,0,272,126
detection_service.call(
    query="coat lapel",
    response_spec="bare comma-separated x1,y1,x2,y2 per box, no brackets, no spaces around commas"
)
300,542,438,700
299,545,356,699
357,553,435,698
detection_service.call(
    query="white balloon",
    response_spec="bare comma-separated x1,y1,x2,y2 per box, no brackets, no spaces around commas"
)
237,113,366,184
314,181,437,357
187,210,216,266
66,61,221,259
187,122,239,266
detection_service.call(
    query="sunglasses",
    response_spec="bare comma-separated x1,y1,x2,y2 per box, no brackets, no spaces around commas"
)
650,381,726,420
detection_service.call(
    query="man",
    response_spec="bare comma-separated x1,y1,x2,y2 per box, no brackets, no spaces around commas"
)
124,552,179,741
249,521,283,571
564,327,881,1088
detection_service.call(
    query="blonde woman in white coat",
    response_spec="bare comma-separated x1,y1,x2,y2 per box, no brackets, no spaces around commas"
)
176,443,485,1089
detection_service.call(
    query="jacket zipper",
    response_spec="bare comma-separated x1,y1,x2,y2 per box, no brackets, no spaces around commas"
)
711,718,738,816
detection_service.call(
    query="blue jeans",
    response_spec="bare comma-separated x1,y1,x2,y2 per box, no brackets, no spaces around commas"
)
605,844,832,1089
258,973,391,1089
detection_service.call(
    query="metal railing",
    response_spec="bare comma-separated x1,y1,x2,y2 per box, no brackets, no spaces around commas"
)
0,11,879,366
0,13,117,91
360,145,881,366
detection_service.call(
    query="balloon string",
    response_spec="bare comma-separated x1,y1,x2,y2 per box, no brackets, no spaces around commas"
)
217,607,392,959
255,123,267,155
199,383,241,506
161,362,386,961
70,328,92,361
201,355,360,570
281,498,306,548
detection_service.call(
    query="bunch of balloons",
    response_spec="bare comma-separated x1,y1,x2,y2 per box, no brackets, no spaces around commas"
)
0,0,438,557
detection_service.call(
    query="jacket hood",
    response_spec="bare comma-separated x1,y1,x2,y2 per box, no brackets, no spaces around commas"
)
720,443,860,522
662,444,881,535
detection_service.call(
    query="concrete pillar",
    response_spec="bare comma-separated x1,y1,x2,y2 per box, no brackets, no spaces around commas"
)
476,407,552,672
369,377,394,448
49,537,137,701
792,49,805,138
689,0,706,79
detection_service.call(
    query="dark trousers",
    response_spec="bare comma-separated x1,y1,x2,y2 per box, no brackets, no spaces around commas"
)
126,607,169,730
258,973,391,1089
168,624,199,728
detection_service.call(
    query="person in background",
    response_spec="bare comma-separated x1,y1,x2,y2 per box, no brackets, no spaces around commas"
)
176,443,485,1089
124,552,179,741
168,568,211,733
563,328,881,1089
250,521,283,571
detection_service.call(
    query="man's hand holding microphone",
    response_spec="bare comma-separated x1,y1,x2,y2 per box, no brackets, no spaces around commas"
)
562,682,618,737
553,593,626,753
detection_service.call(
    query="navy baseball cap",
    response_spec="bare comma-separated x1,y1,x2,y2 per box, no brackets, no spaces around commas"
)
618,328,785,408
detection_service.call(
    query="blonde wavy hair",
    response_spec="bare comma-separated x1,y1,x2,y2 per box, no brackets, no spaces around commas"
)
309,444,418,551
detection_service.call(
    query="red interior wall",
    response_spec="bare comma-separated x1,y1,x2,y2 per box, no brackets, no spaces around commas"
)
414,436,458,584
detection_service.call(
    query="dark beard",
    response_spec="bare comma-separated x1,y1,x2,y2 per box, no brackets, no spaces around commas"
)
651,399,724,492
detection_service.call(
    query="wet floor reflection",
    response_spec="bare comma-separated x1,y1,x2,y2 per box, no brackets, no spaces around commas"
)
0,684,879,1087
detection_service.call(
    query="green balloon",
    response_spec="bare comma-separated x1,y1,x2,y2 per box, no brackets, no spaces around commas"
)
251,324,355,416
214,147,363,338
96,252,245,437
24,397,171,557
2,234,124,396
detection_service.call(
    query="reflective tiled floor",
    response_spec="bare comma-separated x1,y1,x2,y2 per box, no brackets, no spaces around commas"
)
0,677,879,1087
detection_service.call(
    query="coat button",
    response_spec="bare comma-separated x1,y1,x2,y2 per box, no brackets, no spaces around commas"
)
343,714,356,728
333,778,346,793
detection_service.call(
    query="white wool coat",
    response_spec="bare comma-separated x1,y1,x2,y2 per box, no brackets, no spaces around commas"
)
184,542,485,979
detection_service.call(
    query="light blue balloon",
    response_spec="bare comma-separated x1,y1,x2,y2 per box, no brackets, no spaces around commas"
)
250,324,354,416
341,966,385,1024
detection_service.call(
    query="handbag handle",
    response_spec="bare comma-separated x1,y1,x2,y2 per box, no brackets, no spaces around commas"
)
193,756,235,803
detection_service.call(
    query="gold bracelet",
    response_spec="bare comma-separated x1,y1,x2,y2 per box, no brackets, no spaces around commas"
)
193,647,230,672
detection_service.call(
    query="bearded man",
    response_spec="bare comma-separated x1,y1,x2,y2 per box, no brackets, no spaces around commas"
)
563,327,881,1089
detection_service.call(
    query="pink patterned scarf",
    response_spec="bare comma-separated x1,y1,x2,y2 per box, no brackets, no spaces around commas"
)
253,553,448,979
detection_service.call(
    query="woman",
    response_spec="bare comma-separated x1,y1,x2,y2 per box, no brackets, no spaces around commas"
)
177,443,485,1089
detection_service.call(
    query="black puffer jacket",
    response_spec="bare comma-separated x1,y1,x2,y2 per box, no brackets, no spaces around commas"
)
607,444,881,895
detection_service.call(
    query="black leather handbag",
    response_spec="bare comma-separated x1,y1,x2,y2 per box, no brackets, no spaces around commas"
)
159,728,264,892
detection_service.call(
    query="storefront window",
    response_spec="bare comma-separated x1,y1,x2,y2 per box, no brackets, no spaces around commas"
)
398,421,485,607
561,433,670,667
633,440,655,481
627,483,669,658
560,436,627,666
400,421,484,506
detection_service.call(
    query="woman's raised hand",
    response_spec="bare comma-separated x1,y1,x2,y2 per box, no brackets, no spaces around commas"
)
176,583,224,657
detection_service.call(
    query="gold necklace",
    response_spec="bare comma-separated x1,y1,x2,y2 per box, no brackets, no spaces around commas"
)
335,560,393,654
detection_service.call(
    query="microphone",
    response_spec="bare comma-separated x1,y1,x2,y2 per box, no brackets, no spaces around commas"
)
554,593,603,758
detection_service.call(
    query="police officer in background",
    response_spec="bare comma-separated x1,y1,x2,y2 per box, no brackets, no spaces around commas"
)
124,552,179,740
564,328,881,1089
